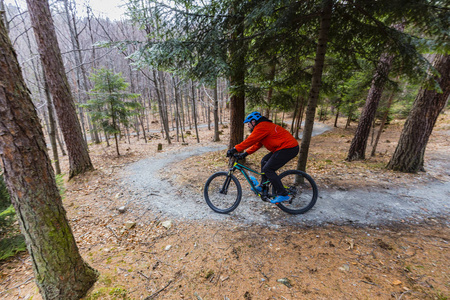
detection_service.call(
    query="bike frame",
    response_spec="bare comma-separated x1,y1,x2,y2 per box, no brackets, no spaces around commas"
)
227,158,269,196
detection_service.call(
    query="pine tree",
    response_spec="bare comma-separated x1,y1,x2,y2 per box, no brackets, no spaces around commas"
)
387,54,450,172
84,68,140,156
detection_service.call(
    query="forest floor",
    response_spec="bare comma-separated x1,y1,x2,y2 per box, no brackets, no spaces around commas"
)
0,115,449,300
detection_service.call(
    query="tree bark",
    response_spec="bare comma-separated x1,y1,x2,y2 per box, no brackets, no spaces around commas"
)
0,0,7,31
26,0,93,178
191,80,200,143
387,54,450,172
297,0,333,172
44,73,61,175
346,52,395,161
371,90,395,156
213,78,220,142
153,70,171,144
0,19,98,300
334,106,340,127
346,23,404,161
228,2,246,148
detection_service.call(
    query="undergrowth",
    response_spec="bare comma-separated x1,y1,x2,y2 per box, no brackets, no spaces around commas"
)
0,171,66,261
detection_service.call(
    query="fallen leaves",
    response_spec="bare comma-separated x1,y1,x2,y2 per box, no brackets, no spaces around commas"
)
392,279,402,285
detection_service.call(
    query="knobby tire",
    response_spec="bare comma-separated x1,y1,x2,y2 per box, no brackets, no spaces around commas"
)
275,170,318,214
204,172,242,214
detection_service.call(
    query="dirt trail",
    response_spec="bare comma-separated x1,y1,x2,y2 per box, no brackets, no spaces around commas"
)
122,123,450,227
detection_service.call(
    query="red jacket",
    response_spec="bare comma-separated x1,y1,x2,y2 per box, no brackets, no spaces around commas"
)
235,121,298,155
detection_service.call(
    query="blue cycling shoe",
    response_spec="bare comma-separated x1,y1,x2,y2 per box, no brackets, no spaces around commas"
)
270,195,290,204
251,185,262,193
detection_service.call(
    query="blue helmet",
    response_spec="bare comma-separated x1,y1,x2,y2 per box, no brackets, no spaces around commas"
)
244,112,262,124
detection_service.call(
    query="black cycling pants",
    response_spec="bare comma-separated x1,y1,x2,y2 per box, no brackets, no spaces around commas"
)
260,145,299,196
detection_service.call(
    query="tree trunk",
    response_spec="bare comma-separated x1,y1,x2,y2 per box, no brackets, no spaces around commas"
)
387,54,450,172
172,76,181,142
371,90,395,156
0,0,8,31
290,97,299,135
207,87,211,131
26,0,93,179
63,0,89,144
86,7,101,144
228,2,246,148
185,83,192,130
297,0,333,172
0,20,98,300
213,78,220,142
334,107,340,127
346,52,395,160
294,98,305,139
346,23,404,161
153,70,171,144
345,113,352,129
191,80,200,143
44,74,61,175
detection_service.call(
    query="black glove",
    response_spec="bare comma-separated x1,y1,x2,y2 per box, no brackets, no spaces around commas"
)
226,148,238,157
235,152,248,160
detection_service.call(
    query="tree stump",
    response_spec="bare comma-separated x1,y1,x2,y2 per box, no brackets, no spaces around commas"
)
157,143,163,151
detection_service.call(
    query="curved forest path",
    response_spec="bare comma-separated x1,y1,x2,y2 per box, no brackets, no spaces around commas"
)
121,123,450,227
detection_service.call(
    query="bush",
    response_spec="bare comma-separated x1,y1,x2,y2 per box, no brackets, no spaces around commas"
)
0,172,26,261
0,172,66,261
0,235,26,261
0,171,10,211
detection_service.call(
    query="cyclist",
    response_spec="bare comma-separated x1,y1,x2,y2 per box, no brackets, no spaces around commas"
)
227,112,299,204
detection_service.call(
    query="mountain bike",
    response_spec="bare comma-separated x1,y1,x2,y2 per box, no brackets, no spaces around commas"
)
203,155,318,214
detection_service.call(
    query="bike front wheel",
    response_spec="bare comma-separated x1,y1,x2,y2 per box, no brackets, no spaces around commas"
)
204,172,242,214
275,170,318,214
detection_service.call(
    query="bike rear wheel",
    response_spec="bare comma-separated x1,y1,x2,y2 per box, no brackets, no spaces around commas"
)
275,170,318,214
204,172,242,214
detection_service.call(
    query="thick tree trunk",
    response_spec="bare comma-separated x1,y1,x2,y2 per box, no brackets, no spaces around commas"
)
297,0,333,172
0,20,98,300
346,23,404,161
387,54,450,172
26,0,93,178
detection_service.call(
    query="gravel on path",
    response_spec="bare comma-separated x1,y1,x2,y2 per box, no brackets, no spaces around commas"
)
122,123,450,227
